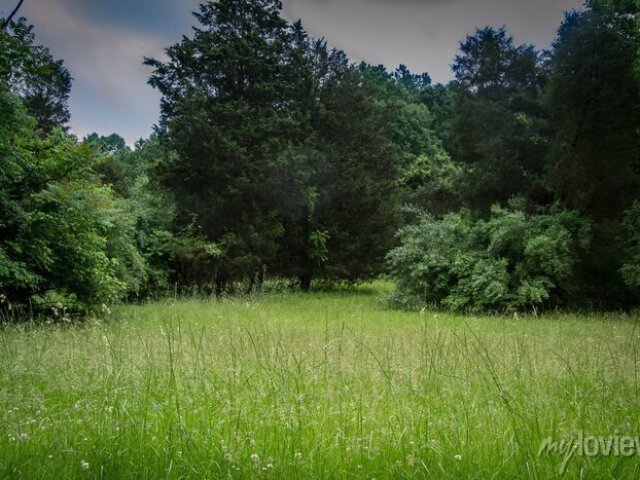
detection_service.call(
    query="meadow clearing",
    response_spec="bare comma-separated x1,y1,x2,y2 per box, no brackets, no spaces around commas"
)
0,284,639,479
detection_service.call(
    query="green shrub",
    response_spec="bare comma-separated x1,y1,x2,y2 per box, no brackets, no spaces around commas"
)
387,202,591,313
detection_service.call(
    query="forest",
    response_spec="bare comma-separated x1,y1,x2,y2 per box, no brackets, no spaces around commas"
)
3,1,640,479
1,0,640,317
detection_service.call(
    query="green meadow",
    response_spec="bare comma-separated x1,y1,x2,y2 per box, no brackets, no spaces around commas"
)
1,285,639,479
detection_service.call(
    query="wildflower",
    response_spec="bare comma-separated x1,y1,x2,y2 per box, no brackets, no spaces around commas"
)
294,452,302,461
18,433,29,441
80,460,90,470
266,463,273,469
454,454,462,461
250,453,259,463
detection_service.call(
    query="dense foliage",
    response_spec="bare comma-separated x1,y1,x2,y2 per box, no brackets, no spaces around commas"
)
387,203,591,312
145,0,444,291
1,0,639,317
0,92,136,313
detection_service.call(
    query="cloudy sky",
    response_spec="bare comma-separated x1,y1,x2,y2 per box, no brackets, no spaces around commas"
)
2,0,583,144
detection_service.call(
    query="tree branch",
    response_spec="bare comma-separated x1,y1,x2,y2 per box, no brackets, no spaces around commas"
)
1,0,25,31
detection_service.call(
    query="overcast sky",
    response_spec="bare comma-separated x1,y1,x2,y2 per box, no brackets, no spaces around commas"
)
2,0,583,144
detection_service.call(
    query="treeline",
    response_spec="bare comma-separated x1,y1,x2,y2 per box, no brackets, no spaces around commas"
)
1,0,639,316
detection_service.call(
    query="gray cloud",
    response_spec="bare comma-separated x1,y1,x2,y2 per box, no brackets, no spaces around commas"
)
283,0,583,82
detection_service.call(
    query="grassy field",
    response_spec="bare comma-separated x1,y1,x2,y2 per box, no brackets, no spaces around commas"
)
1,285,639,479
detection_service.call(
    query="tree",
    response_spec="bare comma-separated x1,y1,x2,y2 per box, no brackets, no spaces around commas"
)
0,18,72,132
544,1,640,306
453,26,541,100
146,0,312,292
85,133,132,194
84,134,181,297
306,64,412,284
0,90,139,314
146,1,441,291
546,4,640,221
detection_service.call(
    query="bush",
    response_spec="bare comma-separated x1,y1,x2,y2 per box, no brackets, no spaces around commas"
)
386,201,591,313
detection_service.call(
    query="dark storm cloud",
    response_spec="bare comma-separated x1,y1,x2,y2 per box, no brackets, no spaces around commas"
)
1,0,583,143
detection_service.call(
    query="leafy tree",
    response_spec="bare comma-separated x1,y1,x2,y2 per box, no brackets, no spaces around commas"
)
0,18,72,132
85,133,132,194
419,82,457,155
453,26,542,100
85,133,183,297
0,90,138,314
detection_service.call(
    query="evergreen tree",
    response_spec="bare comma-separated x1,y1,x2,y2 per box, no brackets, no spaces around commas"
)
450,27,549,210
146,0,301,292
545,0,640,306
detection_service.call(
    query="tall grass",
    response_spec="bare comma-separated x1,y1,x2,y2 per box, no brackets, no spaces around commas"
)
0,286,639,478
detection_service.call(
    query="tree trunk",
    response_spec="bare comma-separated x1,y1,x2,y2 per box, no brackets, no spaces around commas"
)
299,273,312,292
215,273,226,297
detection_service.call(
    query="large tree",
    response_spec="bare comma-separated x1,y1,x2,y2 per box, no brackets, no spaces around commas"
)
147,1,442,291
545,0,640,306
147,0,306,292
546,2,640,221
